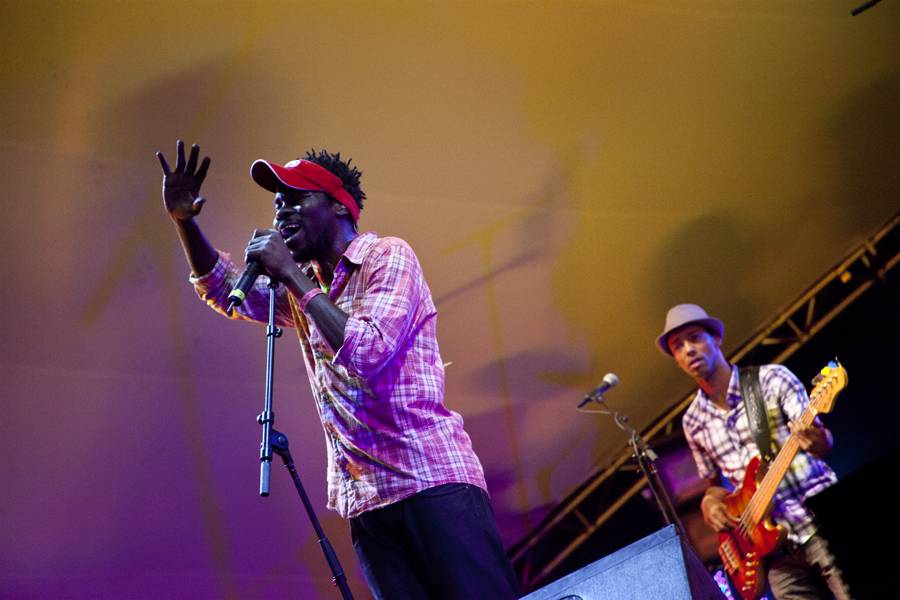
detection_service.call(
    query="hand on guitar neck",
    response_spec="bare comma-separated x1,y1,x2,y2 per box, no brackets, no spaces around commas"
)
787,420,832,459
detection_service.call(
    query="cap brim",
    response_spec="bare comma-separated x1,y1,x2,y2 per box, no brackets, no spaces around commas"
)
251,159,325,194
251,160,284,193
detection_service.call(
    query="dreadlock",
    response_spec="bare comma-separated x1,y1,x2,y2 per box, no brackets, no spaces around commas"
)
302,149,366,213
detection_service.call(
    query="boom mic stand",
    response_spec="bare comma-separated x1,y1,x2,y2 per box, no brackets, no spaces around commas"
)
580,393,686,540
255,277,355,600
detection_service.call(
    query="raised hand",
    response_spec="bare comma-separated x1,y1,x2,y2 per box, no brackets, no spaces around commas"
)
157,140,211,221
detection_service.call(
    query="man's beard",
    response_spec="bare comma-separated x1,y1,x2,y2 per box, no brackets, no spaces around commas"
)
289,230,329,264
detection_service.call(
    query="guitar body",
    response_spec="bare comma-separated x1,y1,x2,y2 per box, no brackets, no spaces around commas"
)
718,456,787,600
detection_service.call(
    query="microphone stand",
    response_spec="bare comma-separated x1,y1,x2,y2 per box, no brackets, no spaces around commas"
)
256,278,354,600
582,395,687,540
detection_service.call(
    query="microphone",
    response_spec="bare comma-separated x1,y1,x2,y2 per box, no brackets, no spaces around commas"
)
227,261,264,311
577,373,619,408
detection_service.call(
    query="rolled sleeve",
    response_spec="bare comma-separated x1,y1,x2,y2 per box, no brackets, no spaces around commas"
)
190,250,295,327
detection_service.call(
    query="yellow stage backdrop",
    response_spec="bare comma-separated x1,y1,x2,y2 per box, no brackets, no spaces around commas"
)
2,1,898,598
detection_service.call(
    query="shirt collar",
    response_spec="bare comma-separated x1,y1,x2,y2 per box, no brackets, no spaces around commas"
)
696,364,742,410
340,231,377,267
724,364,742,409
301,231,377,279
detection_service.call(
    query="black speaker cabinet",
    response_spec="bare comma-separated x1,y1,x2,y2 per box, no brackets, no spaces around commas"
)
521,525,726,600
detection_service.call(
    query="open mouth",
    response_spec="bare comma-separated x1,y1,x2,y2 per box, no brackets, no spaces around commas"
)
280,223,301,241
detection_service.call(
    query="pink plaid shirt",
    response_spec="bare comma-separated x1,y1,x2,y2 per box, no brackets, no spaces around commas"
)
191,231,486,518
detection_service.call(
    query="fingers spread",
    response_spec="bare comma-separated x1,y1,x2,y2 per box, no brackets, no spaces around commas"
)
175,140,186,171
186,143,199,174
156,152,171,174
195,156,211,184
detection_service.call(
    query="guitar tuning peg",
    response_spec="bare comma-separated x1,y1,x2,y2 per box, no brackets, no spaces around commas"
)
811,373,824,386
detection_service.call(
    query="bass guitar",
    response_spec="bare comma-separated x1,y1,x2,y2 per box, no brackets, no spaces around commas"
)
718,360,848,600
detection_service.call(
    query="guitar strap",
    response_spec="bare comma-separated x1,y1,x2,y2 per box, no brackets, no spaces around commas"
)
739,366,774,463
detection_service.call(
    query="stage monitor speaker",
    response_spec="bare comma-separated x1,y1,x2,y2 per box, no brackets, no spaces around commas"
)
521,525,726,600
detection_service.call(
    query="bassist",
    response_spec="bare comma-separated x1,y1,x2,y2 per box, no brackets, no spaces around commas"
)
656,304,853,600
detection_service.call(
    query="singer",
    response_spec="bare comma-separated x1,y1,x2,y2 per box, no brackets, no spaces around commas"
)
157,141,520,600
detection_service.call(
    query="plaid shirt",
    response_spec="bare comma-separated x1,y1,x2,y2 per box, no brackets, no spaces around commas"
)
192,231,486,518
682,364,837,546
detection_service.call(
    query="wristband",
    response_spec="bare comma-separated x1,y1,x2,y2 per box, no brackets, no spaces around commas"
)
299,288,325,311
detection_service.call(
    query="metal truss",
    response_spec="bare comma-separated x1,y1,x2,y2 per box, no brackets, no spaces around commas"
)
510,208,900,592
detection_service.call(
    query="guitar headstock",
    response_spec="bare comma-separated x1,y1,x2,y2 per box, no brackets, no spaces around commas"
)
809,360,848,414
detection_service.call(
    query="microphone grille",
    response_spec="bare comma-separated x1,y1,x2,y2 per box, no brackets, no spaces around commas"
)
603,373,619,388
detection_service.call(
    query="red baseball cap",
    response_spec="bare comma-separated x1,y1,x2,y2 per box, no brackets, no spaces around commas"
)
251,158,359,222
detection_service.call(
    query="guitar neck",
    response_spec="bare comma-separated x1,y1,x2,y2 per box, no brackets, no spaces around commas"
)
742,405,817,528
736,361,846,531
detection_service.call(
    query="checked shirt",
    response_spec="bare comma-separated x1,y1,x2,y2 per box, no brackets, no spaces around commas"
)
682,364,837,546
192,231,486,518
